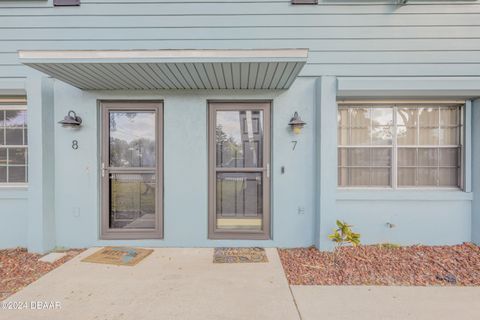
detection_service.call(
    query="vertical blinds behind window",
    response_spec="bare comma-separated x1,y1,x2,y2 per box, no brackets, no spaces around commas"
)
337,102,464,189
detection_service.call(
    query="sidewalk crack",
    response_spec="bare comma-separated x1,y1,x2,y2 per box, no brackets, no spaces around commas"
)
288,285,303,320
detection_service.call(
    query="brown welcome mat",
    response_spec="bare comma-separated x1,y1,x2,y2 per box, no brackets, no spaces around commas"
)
213,247,268,263
82,247,153,266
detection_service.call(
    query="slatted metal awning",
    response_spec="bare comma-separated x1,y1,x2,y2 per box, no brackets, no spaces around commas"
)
18,49,308,90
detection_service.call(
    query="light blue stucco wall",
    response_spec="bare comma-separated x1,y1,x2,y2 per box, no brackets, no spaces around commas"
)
26,75,56,253
0,189,28,249
473,99,480,245
53,78,316,249
337,198,471,246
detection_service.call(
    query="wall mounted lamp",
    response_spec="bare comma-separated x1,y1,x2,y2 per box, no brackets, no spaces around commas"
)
58,110,82,127
288,111,306,134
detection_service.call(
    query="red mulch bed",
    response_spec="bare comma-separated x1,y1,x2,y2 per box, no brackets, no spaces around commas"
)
278,243,480,286
0,248,84,300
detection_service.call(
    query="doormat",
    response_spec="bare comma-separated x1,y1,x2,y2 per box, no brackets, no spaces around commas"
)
213,247,268,263
81,247,153,266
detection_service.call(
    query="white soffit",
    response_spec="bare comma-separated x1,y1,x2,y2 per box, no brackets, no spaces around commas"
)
19,49,308,90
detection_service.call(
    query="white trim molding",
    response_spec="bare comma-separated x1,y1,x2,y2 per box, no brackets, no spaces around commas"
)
337,77,480,99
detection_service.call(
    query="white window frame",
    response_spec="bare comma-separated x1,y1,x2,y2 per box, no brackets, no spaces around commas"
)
0,104,28,187
337,101,465,191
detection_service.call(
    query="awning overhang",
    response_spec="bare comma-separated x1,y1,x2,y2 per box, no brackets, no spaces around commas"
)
19,49,308,90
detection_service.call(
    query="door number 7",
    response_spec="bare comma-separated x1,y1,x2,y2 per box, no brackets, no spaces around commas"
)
291,140,297,151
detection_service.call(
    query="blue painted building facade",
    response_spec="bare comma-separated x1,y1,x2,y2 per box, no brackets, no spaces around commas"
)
0,0,479,253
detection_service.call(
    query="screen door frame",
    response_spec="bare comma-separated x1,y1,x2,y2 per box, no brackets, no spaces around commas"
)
100,100,163,240
208,100,271,240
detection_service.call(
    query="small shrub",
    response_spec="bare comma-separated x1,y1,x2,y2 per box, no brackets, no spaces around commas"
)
328,220,361,266
328,220,361,247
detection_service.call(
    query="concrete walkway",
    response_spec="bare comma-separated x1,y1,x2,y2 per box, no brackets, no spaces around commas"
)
2,248,299,320
2,248,480,320
292,285,480,320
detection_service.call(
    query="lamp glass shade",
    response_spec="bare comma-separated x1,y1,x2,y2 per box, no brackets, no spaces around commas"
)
293,126,302,134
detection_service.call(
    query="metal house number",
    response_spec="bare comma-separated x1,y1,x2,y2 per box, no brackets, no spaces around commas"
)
291,140,298,151
72,140,79,150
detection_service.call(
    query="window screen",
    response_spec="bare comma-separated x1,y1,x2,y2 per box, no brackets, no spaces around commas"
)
338,104,463,189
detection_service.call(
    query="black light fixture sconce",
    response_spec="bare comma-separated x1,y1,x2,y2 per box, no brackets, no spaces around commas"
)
58,110,82,127
288,111,306,134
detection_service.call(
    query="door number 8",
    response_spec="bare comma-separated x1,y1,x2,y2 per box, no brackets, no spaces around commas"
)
72,140,79,150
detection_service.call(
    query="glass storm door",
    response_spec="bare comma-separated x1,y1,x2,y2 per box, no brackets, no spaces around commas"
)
101,101,163,239
208,102,271,239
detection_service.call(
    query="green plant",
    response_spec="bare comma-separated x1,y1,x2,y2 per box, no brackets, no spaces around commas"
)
328,220,361,266
328,220,361,247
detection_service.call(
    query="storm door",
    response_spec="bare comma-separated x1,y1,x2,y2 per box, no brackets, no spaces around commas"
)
101,101,163,239
208,102,271,239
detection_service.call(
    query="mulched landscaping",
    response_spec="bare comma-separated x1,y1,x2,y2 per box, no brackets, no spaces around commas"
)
0,248,84,301
279,243,480,286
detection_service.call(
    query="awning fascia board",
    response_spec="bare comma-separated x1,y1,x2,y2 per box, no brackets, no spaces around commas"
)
19,49,308,90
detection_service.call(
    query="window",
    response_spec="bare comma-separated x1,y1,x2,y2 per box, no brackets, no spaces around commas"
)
0,105,28,184
338,103,463,189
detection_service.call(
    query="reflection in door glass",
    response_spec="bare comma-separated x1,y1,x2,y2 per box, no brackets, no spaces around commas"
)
215,172,263,231
109,173,156,229
109,112,156,168
216,110,263,168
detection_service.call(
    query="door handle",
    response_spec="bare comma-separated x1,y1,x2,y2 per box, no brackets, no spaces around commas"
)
101,162,107,178
266,163,270,178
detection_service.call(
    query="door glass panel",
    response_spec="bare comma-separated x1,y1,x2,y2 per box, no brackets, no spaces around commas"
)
109,173,156,229
216,110,263,168
211,104,269,237
109,112,156,168
216,172,262,231
102,103,161,237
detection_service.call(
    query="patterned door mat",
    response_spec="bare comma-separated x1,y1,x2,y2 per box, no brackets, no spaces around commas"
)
213,247,268,263
82,247,153,266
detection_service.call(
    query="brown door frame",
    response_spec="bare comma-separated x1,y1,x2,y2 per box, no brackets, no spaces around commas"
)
100,100,163,240
208,100,271,240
